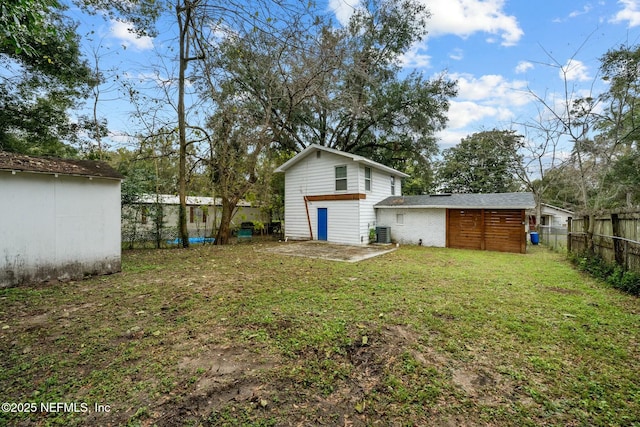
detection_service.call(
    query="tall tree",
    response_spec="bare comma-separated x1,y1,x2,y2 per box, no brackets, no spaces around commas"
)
1,0,95,155
83,0,310,247
436,130,524,193
597,43,640,207
222,0,456,174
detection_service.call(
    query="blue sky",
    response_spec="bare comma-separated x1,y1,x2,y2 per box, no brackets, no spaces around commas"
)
65,0,640,154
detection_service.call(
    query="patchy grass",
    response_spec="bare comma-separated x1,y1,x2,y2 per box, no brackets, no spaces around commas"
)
1,244,638,426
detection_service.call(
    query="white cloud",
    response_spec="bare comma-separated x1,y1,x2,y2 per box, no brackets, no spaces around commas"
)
424,0,523,46
560,59,591,81
328,0,359,25
110,20,154,51
610,0,640,27
398,47,431,68
449,48,464,61
436,73,534,147
515,61,534,74
452,73,530,107
436,129,469,148
569,5,593,18
446,101,502,129
328,0,523,46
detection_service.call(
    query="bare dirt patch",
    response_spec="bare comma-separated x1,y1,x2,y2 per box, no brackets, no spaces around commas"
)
260,240,397,262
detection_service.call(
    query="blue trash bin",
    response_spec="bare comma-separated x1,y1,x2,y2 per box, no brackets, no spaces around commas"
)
530,231,539,245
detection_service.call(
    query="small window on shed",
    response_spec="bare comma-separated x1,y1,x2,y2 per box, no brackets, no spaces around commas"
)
335,165,347,191
365,167,371,191
396,213,404,225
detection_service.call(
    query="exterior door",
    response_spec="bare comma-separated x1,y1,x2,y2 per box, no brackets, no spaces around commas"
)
317,208,328,241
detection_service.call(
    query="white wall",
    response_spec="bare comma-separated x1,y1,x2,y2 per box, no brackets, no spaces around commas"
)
376,208,446,246
123,203,266,238
305,199,360,244
283,151,360,241
541,206,571,227
0,172,121,287
283,150,404,245
357,165,402,243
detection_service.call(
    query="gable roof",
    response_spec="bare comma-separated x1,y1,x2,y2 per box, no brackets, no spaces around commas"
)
0,151,123,180
375,192,536,209
274,144,409,178
541,203,574,215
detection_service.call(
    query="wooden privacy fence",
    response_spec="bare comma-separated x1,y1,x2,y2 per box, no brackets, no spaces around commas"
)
569,211,640,274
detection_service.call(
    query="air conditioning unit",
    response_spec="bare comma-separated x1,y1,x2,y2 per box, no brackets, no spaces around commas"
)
376,226,391,244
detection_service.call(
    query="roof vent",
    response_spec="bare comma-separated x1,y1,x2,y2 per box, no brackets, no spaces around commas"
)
429,193,452,197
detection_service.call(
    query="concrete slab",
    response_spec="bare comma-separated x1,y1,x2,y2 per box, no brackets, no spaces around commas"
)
260,241,397,263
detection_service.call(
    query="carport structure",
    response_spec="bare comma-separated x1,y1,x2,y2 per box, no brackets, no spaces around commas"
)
375,192,536,253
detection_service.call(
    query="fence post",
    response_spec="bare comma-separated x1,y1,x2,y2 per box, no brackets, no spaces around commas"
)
567,217,572,253
611,213,624,269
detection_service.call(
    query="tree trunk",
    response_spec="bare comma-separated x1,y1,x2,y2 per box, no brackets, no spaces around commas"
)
177,2,190,248
215,197,237,245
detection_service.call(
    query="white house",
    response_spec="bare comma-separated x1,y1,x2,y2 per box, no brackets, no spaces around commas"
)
275,144,409,245
0,152,123,287
375,193,536,253
122,194,267,241
540,203,573,228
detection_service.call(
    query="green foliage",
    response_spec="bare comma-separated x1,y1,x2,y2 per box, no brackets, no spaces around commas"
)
0,0,95,155
437,129,524,193
569,251,640,296
209,0,455,176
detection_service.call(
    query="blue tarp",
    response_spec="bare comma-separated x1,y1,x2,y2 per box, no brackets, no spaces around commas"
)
167,237,215,245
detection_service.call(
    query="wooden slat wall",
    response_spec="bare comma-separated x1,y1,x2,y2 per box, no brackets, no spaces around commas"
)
447,209,483,250
485,209,526,253
447,209,526,253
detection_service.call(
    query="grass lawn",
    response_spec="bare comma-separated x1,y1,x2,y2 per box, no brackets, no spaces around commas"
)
1,243,639,426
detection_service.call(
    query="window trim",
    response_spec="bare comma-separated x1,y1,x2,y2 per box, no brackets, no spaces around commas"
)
364,167,371,192
335,165,347,191
390,175,396,195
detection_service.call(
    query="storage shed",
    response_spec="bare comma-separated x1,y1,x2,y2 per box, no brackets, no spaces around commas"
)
0,152,123,287
375,192,536,253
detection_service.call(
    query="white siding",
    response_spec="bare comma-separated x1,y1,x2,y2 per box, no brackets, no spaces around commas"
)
358,166,403,243
307,200,360,244
282,150,404,245
283,151,361,241
0,172,121,287
376,208,446,246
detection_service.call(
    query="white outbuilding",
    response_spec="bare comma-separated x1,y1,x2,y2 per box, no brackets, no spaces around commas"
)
0,152,123,287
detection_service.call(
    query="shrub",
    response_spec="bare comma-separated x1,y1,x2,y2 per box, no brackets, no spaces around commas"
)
569,251,640,296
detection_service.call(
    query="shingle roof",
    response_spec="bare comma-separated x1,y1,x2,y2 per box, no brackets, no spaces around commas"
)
375,192,536,209
274,144,409,178
0,151,123,180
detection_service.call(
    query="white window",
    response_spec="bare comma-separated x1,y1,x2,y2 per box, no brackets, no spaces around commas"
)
335,165,347,191
365,167,371,191
396,213,404,225
390,176,396,195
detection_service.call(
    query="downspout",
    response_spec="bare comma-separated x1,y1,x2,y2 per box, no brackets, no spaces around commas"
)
303,196,314,240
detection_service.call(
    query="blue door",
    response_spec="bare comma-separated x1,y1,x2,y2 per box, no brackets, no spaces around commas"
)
317,208,328,241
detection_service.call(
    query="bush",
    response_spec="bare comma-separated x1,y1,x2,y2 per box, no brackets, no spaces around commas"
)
569,251,640,296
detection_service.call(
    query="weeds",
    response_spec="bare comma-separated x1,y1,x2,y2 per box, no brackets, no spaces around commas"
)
0,244,638,426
